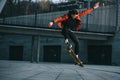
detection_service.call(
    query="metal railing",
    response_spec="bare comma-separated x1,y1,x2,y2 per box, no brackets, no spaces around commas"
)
0,0,118,33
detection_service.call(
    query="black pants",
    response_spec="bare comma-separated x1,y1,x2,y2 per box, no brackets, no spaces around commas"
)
62,28,80,55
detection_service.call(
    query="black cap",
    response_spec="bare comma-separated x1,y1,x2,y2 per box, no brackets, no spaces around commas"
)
69,9,79,15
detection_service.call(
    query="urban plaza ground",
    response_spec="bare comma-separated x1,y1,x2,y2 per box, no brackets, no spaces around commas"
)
0,60,120,80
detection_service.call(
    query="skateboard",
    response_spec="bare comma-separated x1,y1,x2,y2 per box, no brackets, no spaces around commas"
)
66,44,84,67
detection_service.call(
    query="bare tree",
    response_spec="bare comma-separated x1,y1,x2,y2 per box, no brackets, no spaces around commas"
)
39,0,51,12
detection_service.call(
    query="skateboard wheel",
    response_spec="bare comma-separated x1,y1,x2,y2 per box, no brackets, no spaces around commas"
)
79,63,84,67
68,50,71,52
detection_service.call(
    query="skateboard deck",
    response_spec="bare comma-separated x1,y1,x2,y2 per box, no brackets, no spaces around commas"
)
66,44,84,67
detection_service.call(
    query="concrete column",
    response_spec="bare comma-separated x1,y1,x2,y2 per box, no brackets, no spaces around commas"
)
36,35,40,63
31,36,35,63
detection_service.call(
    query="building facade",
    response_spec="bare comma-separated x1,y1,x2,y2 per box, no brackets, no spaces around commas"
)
0,0,120,66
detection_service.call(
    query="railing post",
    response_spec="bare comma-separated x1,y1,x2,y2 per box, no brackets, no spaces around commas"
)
86,0,91,31
115,0,119,32
34,0,38,27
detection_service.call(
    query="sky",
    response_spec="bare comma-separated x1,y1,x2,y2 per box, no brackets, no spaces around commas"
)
31,0,68,3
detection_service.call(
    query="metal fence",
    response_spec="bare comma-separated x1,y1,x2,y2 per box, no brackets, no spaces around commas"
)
0,0,118,33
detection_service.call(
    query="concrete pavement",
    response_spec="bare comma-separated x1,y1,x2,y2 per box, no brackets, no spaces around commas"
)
0,60,120,80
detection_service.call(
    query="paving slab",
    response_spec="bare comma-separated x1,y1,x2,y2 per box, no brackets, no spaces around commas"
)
0,60,120,80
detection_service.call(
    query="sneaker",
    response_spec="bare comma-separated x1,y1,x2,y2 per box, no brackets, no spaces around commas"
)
79,62,84,67
65,39,69,44
76,55,78,58
74,61,84,67
65,39,72,48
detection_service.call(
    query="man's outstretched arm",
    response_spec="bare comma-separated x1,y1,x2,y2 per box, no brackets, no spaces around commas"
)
48,14,68,27
78,2,100,16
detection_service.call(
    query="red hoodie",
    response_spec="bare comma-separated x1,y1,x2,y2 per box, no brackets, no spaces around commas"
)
53,8,94,31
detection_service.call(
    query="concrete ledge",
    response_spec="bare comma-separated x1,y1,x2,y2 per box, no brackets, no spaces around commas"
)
0,24,114,40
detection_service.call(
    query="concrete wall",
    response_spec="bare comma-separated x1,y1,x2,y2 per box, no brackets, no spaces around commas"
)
0,34,88,63
0,32,120,65
1,33,120,65
39,37,88,63
0,34,32,61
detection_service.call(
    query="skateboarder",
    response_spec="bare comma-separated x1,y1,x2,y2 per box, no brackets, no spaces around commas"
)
48,2,100,58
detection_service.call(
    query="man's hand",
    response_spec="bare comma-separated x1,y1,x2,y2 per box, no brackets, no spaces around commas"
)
48,22,53,27
93,2,100,9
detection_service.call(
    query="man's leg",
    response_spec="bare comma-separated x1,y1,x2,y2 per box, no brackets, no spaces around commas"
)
62,28,69,39
62,28,72,47
68,30,80,56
